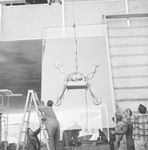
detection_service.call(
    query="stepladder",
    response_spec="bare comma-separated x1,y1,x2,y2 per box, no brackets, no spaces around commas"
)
16,90,50,150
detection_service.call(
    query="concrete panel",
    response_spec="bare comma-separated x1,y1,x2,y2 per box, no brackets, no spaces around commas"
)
109,36,148,45
113,77,148,88
105,0,148,113
1,0,148,40
0,4,1,40
1,4,63,40
130,18,148,26
108,26,148,36
128,0,148,14
111,55,148,66
1,1,125,41
108,18,148,27
112,66,148,77
107,20,128,27
115,88,148,99
110,46,148,56
64,1,125,26
42,25,115,129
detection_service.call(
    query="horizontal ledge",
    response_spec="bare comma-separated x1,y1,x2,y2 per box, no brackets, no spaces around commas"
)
110,35,148,39
110,44,148,48
67,85,87,90
114,86,148,90
116,98,148,102
108,26,148,30
112,64,148,68
113,75,148,79
104,13,148,20
111,53,148,58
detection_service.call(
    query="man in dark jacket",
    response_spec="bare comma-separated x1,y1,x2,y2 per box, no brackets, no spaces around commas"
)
26,126,41,150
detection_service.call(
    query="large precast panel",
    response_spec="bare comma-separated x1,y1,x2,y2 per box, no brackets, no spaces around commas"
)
42,24,115,139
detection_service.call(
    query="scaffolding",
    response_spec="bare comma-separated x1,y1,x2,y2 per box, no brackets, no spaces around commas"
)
0,89,22,150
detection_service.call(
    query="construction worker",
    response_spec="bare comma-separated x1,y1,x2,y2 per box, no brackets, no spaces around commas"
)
132,104,148,150
62,122,82,147
38,100,60,150
26,126,41,150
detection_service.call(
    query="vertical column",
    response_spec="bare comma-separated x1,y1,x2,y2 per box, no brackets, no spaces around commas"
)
62,0,65,36
0,113,2,143
0,4,2,40
101,107,109,140
124,0,130,26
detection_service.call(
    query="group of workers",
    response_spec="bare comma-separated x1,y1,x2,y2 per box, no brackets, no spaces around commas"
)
111,103,148,150
26,100,82,150
26,100,60,150
26,100,148,150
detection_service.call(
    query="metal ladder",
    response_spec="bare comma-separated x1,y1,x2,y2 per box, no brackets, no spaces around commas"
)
16,90,50,150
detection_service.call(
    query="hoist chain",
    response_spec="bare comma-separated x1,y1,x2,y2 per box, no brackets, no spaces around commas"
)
73,23,78,72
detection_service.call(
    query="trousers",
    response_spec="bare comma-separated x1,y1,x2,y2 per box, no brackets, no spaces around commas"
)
134,140,148,150
46,118,60,150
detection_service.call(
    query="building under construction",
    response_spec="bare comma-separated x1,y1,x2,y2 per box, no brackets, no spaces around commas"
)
0,0,148,149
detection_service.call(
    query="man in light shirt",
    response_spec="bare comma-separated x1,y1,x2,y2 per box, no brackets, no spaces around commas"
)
39,100,60,150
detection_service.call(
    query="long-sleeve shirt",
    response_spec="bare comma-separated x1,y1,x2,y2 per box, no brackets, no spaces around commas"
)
114,119,134,139
38,105,57,120
27,127,41,150
131,112,148,141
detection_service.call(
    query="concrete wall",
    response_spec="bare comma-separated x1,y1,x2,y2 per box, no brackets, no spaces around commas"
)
1,0,148,41
106,15,148,111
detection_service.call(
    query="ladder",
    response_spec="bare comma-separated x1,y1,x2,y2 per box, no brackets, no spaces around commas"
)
16,90,50,150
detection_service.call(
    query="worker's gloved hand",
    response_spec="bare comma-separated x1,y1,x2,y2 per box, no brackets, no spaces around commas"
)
42,118,46,122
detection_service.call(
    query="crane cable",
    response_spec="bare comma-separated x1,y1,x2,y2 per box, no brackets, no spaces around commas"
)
72,0,78,72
